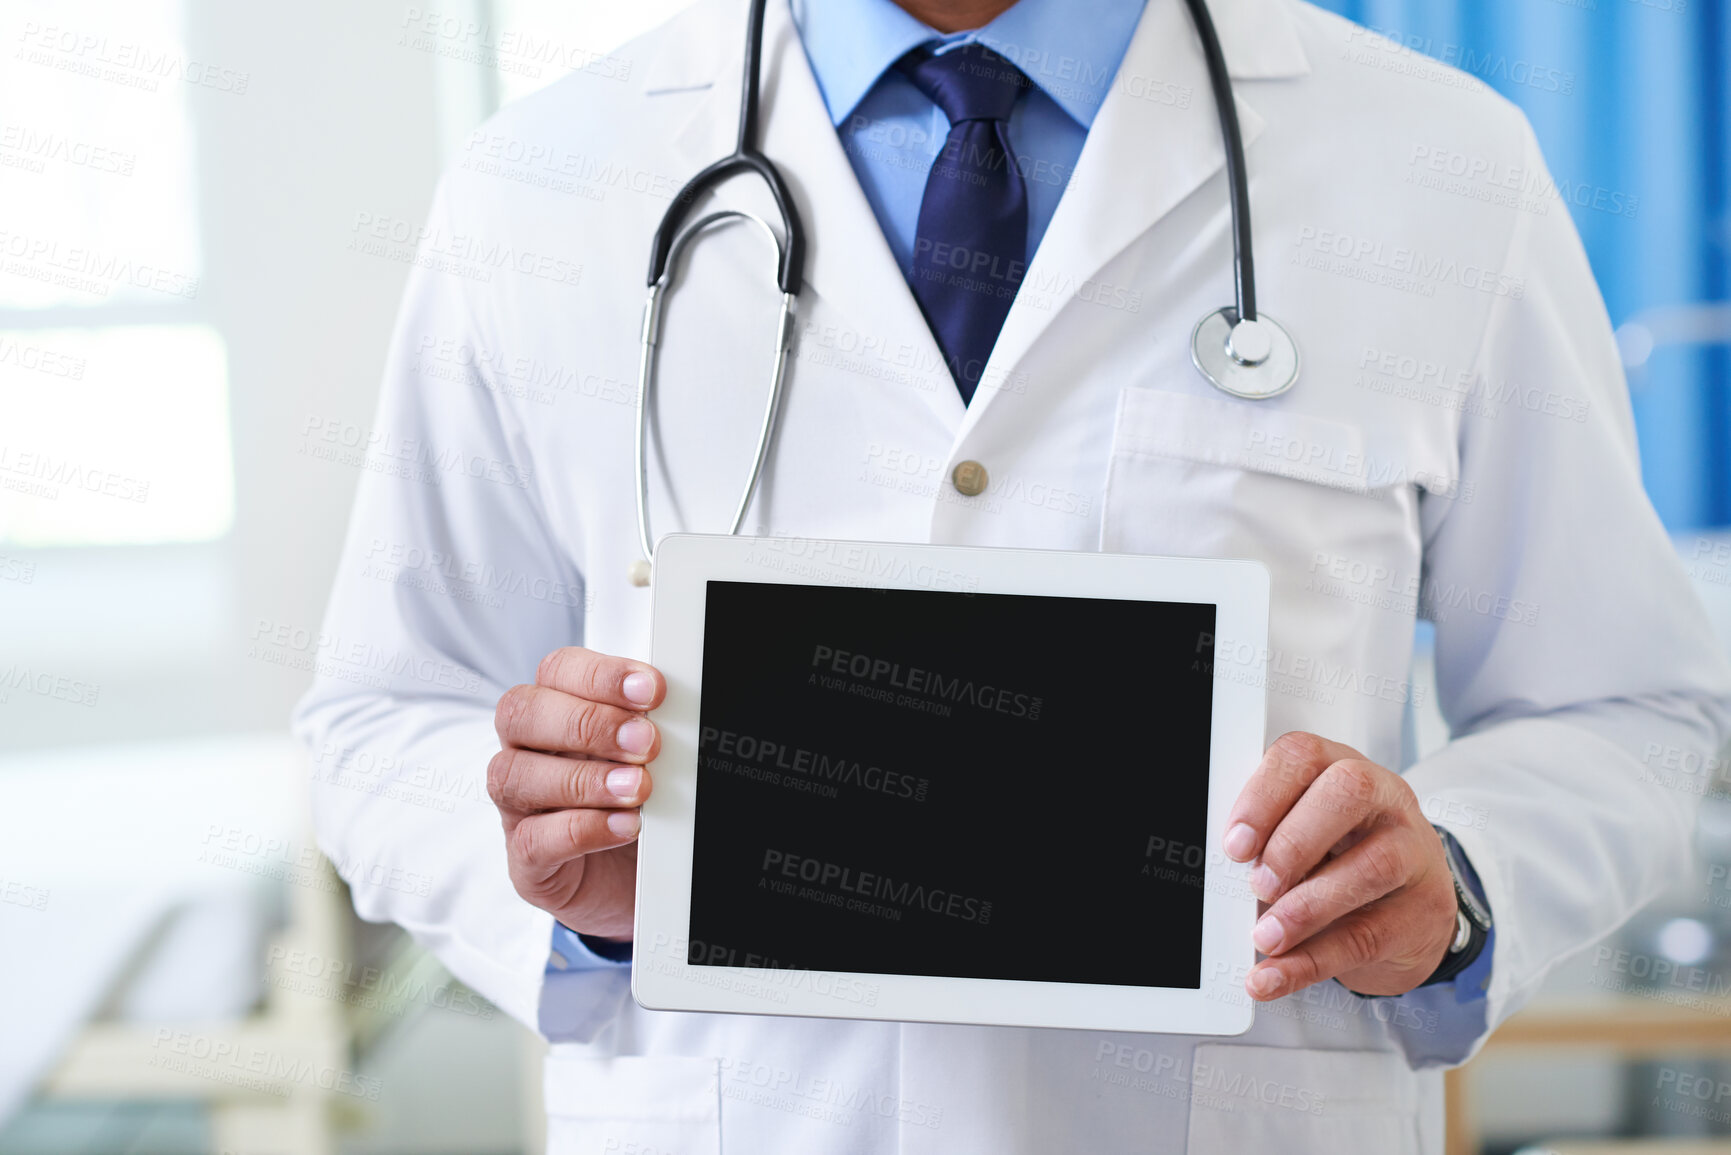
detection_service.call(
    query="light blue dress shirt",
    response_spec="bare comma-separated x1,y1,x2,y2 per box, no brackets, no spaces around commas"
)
792,0,1145,276
544,0,1493,1067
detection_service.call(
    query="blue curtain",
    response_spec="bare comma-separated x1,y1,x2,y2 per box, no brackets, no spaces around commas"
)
1308,0,1731,529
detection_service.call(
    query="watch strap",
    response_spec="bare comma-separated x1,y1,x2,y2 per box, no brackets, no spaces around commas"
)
1418,910,1487,988
1417,826,1492,988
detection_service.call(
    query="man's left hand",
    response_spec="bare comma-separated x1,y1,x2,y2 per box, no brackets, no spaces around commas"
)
1224,732,1459,1001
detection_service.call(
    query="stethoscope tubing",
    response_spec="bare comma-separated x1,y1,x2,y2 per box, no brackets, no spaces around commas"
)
632,0,1289,575
1181,0,1256,326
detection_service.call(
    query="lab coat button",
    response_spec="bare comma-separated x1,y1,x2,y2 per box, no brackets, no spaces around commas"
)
951,460,988,497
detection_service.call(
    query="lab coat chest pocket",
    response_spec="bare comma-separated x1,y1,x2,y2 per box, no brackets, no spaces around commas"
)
1100,386,1427,749
1101,386,1398,563
544,1051,720,1155
1185,1044,1420,1155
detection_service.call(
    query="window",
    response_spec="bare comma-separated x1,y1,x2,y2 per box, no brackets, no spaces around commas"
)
1,0,235,546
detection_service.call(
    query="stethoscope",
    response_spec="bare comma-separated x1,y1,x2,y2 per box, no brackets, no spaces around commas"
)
630,0,1298,585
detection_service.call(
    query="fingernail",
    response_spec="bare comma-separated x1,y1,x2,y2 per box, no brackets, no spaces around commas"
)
606,767,641,799
618,719,654,755
1224,823,1257,861
1249,967,1282,997
607,810,640,838
1251,863,1280,902
622,671,656,706
1253,913,1285,954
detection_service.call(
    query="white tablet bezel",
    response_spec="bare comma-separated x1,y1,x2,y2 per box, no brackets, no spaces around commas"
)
632,533,1267,1036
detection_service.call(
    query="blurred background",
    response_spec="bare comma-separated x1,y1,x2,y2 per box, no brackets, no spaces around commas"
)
0,0,1727,1152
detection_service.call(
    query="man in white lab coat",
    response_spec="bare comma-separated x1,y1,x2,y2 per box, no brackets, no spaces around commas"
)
294,0,1731,1150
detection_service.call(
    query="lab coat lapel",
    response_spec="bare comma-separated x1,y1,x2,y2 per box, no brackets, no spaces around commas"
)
963,0,1308,436
647,0,968,435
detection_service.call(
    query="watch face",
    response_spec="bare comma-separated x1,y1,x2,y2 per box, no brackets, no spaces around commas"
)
1451,909,1472,954
1438,831,1493,931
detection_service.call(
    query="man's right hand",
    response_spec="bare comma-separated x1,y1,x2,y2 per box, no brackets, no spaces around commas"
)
489,646,663,943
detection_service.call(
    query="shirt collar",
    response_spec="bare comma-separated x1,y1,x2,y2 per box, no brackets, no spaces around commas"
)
793,0,1146,131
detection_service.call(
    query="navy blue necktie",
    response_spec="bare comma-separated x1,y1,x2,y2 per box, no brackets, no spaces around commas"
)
898,44,1032,404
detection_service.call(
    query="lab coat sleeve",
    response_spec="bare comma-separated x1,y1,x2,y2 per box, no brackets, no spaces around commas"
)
291,176,628,1038
1397,122,1731,1068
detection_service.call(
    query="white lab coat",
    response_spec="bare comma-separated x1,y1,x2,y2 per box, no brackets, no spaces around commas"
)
293,0,1731,1150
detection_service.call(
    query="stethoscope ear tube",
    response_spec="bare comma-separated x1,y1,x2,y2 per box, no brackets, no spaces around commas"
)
634,210,797,580
1182,0,1255,326
644,0,806,295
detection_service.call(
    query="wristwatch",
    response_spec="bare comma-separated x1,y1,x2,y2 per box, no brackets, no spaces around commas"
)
1419,826,1493,988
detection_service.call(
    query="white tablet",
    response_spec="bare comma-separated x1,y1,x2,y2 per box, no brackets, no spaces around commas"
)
632,534,1268,1036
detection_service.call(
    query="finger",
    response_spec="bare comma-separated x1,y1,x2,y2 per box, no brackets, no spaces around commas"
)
488,748,653,816
1224,731,1365,862
507,806,641,873
1252,828,1416,957
1246,907,1387,1000
495,683,660,762
1251,759,1395,902
537,646,665,710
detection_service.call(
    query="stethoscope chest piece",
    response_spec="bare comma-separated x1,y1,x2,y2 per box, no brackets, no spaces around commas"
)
1191,308,1300,401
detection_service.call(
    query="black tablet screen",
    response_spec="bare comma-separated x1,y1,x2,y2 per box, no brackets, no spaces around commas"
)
686,580,1215,989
